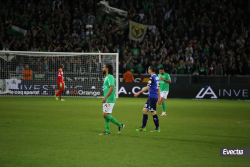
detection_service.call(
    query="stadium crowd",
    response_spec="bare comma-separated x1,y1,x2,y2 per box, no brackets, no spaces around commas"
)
0,0,250,78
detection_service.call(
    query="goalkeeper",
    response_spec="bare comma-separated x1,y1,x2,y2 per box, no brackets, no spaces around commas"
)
55,64,65,101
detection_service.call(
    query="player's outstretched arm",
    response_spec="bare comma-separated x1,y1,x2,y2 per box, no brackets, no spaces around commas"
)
134,86,150,97
102,86,113,103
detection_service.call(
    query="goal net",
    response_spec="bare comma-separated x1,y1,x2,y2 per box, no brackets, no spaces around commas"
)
0,51,119,98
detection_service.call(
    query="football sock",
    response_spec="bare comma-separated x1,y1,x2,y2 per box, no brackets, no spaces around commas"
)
106,115,122,127
153,114,159,129
59,91,62,100
142,114,148,128
104,117,110,133
162,101,166,112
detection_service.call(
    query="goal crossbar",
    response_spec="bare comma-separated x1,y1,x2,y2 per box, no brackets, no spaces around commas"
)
0,51,118,56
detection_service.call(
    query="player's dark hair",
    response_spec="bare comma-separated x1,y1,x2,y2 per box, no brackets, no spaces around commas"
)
106,64,113,75
60,64,64,68
149,65,156,72
159,67,164,71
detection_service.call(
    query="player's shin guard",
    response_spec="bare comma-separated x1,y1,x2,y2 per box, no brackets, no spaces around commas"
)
142,114,148,128
153,115,159,129
104,117,110,133
162,101,166,112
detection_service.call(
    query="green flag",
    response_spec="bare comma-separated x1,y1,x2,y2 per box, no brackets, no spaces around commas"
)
10,25,27,39
98,1,128,27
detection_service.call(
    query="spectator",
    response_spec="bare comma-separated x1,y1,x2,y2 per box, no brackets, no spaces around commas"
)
185,44,193,54
186,60,193,75
157,60,163,73
114,26,124,46
128,61,136,74
223,65,228,77
23,64,32,80
119,61,125,74
0,0,249,78
136,62,144,76
200,51,206,63
65,63,71,73
131,44,139,58
193,50,200,62
29,58,36,71
16,63,24,74
72,30,78,38
87,12,95,24
122,60,127,72
193,69,199,83
186,53,194,64
44,60,49,72
148,21,156,34
209,64,214,76
123,68,134,82
164,60,171,74
151,60,157,69
230,64,238,76
214,63,223,76
203,44,210,57
53,0,61,11
238,62,244,75
204,64,209,76
199,65,206,76
37,62,44,73
171,63,178,74
236,36,245,47
143,58,150,73
177,60,186,74
246,60,250,75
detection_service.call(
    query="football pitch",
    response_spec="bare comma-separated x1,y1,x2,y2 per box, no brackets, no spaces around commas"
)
0,97,250,167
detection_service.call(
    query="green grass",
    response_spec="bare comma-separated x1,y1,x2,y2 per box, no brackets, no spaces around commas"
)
0,97,250,167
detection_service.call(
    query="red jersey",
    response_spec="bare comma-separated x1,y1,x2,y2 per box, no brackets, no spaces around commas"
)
57,69,64,83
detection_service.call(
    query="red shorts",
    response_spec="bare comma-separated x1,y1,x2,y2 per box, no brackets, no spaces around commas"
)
58,82,65,90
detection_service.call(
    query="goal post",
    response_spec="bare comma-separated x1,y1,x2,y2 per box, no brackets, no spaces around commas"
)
0,51,119,98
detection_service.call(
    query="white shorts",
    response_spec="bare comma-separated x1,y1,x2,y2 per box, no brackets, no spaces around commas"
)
103,103,115,113
160,91,169,99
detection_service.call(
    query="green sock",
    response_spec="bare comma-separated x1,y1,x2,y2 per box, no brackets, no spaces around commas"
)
104,117,110,133
106,115,122,127
162,101,166,112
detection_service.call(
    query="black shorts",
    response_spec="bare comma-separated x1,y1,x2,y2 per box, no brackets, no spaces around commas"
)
144,98,158,112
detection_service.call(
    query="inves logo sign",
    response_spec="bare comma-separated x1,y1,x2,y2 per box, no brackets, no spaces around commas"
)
196,86,217,98
196,86,249,99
